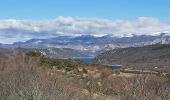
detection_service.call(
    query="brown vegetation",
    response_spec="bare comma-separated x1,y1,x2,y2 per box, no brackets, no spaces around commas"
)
0,52,170,100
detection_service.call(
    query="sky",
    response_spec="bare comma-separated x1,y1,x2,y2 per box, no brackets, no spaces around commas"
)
0,0,170,20
0,0,170,44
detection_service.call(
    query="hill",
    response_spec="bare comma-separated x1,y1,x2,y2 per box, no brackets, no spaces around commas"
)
95,44,170,72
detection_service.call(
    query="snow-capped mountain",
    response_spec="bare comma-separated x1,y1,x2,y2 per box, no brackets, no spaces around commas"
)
1,33,170,56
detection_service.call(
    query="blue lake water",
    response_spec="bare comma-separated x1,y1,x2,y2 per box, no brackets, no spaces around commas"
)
72,57,95,64
72,57,122,70
110,65,122,70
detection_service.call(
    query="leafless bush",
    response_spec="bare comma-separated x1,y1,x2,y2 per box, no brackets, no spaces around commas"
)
0,55,93,100
108,75,170,100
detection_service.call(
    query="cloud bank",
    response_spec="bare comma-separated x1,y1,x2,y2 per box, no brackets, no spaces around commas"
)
0,16,170,44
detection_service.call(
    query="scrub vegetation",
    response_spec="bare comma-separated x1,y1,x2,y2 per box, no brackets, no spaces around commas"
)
0,51,170,100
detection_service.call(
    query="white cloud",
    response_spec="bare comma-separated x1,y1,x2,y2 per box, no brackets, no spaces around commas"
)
0,16,170,44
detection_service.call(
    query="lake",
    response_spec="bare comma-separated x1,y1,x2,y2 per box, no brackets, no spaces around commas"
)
110,65,122,70
72,57,95,64
72,57,122,70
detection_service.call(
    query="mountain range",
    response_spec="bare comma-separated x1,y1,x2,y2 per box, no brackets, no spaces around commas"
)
1,33,170,57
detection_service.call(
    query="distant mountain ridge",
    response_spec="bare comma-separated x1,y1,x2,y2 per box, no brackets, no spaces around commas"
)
0,33,170,56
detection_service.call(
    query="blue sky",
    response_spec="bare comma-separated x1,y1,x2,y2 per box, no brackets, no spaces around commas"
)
0,0,170,44
0,0,169,20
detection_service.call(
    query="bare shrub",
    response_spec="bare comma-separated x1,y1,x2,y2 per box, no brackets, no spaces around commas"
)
109,74,170,100
0,54,170,100
0,55,94,100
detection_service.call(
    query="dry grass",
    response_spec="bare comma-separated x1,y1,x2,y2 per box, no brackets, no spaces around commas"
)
0,54,118,100
0,53,170,100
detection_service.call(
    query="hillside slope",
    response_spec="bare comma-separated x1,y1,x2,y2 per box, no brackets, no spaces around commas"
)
95,44,170,72
0,48,88,58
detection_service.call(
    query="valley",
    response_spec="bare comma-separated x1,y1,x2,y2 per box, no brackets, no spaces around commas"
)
0,38,170,100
